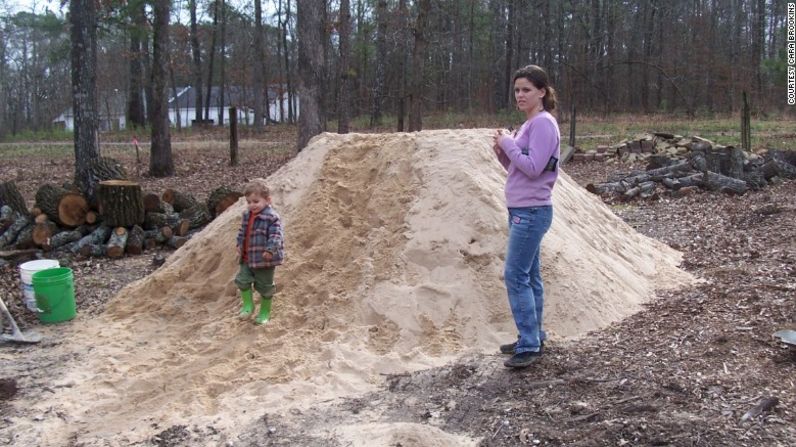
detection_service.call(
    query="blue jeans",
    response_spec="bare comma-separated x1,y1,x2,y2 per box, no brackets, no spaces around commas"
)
505,206,553,354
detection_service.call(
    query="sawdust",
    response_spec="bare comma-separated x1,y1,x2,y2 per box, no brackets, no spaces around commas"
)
13,130,694,445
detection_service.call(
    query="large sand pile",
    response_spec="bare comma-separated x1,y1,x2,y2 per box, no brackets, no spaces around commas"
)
18,130,694,445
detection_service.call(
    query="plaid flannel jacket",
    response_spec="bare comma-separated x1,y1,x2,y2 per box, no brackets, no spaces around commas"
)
237,206,284,268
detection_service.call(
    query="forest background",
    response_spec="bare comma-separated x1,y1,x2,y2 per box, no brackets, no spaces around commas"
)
0,0,793,143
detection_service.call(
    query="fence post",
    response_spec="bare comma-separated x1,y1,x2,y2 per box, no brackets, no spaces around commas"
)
229,107,238,167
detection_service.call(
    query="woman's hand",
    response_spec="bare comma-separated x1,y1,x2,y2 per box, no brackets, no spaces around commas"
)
263,251,273,261
493,129,508,156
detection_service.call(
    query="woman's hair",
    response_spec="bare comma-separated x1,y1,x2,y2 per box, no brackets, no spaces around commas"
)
244,180,271,198
513,65,557,112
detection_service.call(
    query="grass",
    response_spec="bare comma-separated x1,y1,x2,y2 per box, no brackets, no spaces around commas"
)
2,112,793,158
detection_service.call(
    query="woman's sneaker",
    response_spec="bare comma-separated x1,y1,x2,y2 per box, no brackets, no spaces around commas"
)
500,340,544,355
503,350,542,368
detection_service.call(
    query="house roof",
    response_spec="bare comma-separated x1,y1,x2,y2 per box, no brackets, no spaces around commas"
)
169,85,287,109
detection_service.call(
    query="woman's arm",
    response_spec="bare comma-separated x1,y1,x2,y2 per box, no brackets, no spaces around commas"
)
498,119,558,178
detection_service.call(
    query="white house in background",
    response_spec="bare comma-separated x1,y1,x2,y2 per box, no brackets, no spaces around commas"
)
53,90,128,131
53,85,298,131
168,85,298,128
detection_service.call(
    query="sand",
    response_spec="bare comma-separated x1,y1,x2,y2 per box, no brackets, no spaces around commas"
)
8,129,694,445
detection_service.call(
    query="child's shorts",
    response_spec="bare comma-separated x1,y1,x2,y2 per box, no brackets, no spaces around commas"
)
235,264,276,298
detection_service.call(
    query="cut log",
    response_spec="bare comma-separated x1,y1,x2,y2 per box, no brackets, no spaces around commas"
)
167,235,189,249
586,182,627,195
144,228,171,244
34,213,49,224
623,181,657,200
0,215,30,249
144,238,158,251
0,248,40,262
143,212,189,235
181,203,211,230
125,225,146,255
162,189,198,213
0,205,14,232
97,180,145,227
13,224,34,249
703,171,748,195
207,186,242,218
0,181,28,215
72,225,112,256
676,173,704,189
48,229,83,250
106,227,129,258
35,184,89,227
85,210,99,225
761,152,796,180
143,193,163,213
32,219,58,247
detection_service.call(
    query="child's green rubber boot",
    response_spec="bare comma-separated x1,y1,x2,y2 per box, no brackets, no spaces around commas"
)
239,289,254,317
255,298,272,325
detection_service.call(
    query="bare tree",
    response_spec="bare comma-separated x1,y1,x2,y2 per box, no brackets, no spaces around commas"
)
204,0,219,122
337,0,352,133
408,0,431,131
70,0,100,198
297,0,325,150
127,0,146,128
253,0,265,130
149,0,174,177
189,0,203,123
370,0,386,127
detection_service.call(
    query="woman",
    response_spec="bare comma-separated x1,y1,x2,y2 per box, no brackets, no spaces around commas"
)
492,65,560,368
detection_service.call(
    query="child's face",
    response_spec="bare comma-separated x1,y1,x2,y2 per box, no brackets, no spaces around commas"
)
246,193,271,214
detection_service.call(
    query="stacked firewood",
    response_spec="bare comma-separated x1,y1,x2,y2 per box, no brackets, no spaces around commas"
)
586,137,796,201
0,175,242,258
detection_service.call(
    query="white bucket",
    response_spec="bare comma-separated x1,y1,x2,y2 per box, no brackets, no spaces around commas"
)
19,259,60,312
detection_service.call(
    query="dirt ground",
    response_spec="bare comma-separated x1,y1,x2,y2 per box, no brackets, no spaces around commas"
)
1,131,795,446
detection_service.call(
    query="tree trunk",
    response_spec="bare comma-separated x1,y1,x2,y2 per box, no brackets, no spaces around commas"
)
397,0,409,131
370,0,387,127
218,0,227,126
254,0,265,130
189,0,203,123
143,192,163,213
204,0,219,123
76,156,128,208
35,184,89,228
127,1,147,128
149,0,174,177
0,181,28,215
97,180,145,227
337,0,352,134
408,0,431,131
297,0,325,150
70,0,100,201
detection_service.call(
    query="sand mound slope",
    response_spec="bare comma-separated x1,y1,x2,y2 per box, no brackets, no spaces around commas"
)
39,130,693,443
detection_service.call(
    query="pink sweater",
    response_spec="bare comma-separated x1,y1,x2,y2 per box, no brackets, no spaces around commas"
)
496,111,561,208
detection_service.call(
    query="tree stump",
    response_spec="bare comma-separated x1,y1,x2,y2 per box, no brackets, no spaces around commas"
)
97,180,145,227
106,227,129,258
0,181,28,215
76,156,128,208
35,184,89,228
125,225,146,255
207,186,242,218
162,189,198,213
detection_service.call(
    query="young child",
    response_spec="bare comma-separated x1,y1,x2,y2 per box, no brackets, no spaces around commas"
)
235,180,284,325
